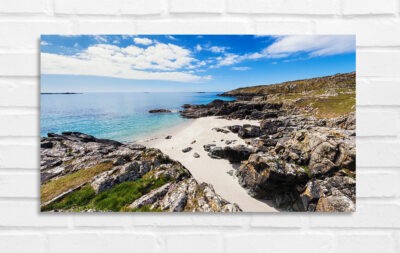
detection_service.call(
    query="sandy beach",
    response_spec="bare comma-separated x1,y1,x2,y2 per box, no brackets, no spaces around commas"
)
138,116,277,212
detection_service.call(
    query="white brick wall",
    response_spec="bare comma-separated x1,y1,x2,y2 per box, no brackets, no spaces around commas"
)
0,0,399,252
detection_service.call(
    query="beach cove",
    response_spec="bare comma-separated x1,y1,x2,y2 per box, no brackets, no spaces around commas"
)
138,116,278,212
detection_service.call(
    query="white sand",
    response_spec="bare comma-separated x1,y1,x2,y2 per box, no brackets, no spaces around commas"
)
137,116,277,212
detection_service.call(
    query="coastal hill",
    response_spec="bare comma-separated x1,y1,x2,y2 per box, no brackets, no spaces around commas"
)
222,72,355,118
223,72,355,96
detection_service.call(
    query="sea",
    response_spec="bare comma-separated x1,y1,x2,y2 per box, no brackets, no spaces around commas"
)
40,92,235,142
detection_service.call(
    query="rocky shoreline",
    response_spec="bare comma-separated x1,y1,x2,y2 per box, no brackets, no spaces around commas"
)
40,132,241,212
178,72,356,211
40,72,356,212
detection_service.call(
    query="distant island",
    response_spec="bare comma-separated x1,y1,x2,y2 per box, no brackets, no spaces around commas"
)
41,92,82,95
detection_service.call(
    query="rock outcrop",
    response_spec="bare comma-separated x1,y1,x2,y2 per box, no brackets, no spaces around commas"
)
180,72,356,212
206,145,253,163
149,109,172,113
40,132,241,212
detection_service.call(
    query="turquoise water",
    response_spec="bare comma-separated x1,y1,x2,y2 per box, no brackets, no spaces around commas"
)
40,92,234,141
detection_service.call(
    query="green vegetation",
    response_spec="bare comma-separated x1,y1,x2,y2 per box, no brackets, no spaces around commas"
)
297,91,355,118
225,72,355,96
301,165,312,178
91,176,168,211
224,72,356,119
41,185,95,211
40,161,114,203
41,175,170,212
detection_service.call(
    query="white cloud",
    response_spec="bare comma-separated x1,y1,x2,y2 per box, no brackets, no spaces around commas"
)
245,52,264,60
41,42,210,82
211,35,355,68
133,37,153,45
121,35,132,40
232,66,251,71
209,46,227,53
214,53,256,68
41,41,51,46
215,53,240,67
166,35,177,40
94,35,107,43
195,44,202,51
264,35,355,57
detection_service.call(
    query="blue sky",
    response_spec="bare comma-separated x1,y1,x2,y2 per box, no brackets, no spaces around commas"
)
41,35,355,92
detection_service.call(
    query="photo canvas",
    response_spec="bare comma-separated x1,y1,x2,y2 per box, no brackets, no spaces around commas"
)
40,35,356,212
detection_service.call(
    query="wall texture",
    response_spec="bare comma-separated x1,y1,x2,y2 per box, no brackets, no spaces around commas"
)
0,0,399,252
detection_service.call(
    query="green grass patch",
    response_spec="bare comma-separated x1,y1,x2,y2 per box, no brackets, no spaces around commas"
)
266,86,355,118
42,174,171,212
301,165,312,178
41,185,95,211
91,176,169,211
41,161,114,203
311,92,355,118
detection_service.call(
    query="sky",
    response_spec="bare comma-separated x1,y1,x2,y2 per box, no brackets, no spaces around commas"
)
40,35,356,93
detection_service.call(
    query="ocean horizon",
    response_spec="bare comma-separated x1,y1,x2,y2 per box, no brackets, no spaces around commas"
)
40,92,235,142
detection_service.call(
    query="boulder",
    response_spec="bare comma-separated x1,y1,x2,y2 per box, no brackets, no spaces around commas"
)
237,153,309,199
125,143,146,151
227,125,241,133
148,109,172,113
159,180,189,211
41,141,53,149
90,161,146,193
129,183,172,209
316,195,355,212
238,125,261,139
208,145,253,163
182,147,192,153
203,144,216,152
309,141,338,176
212,127,230,134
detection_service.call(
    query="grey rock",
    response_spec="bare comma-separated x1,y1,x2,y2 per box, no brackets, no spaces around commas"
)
129,183,172,209
203,144,216,152
316,195,355,212
149,109,172,113
41,131,241,212
212,127,230,134
91,162,143,193
182,147,192,153
208,145,253,163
